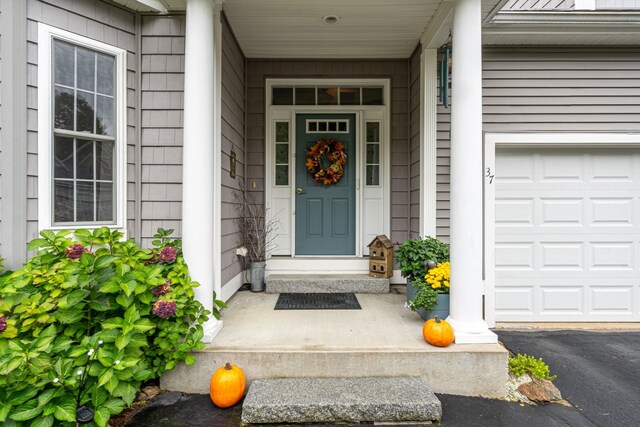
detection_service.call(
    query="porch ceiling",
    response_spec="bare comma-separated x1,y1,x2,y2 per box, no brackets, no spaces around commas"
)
223,0,505,58
223,0,442,58
115,0,504,59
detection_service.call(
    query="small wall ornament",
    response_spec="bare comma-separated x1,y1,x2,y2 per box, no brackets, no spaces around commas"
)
305,138,347,185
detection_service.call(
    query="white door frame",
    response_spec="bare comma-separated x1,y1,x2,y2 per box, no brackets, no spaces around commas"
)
265,78,391,262
484,132,640,326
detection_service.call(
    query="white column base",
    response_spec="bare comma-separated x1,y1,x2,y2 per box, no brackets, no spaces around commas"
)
202,319,224,344
446,317,498,344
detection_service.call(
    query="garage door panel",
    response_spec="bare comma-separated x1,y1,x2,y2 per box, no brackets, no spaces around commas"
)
591,197,635,226
495,147,640,321
589,286,634,314
540,286,584,314
591,154,634,182
540,198,584,226
495,242,535,270
540,242,584,271
495,287,535,315
590,242,635,270
495,198,534,226
540,154,584,182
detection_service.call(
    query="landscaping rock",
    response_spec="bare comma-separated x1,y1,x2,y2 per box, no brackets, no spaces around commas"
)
517,378,562,403
142,385,161,399
241,377,441,424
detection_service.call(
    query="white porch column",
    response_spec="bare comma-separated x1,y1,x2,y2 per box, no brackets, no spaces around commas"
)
182,0,223,342
446,0,497,344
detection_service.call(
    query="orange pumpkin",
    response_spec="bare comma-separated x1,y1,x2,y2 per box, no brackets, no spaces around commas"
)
422,316,455,347
209,362,246,408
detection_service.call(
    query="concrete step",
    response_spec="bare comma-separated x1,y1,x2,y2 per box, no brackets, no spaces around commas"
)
265,274,389,294
241,377,442,424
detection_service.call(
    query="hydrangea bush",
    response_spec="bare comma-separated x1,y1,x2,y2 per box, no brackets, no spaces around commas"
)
0,227,224,427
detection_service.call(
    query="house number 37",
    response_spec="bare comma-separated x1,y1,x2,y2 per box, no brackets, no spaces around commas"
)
485,168,495,184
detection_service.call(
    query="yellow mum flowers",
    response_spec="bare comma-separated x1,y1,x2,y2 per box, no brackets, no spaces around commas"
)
424,262,450,292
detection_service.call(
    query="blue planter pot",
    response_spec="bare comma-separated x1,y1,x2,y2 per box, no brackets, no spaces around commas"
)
406,281,450,321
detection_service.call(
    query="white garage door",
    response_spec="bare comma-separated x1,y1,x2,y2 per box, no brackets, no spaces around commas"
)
495,147,640,321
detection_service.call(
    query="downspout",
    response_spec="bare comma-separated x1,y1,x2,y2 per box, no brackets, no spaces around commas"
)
407,54,413,239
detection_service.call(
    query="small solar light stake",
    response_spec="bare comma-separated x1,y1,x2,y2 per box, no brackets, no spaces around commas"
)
76,406,94,424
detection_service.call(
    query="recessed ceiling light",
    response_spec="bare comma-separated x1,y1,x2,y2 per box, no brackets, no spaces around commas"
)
322,15,340,24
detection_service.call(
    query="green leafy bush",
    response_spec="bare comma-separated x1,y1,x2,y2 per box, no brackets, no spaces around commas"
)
509,353,557,381
396,237,450,280
0,227,224,426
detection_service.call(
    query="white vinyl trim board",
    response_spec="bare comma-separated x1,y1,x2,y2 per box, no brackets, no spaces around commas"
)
484,133,640,325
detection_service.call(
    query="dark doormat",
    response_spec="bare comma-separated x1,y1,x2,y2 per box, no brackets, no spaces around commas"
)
274,293,361,310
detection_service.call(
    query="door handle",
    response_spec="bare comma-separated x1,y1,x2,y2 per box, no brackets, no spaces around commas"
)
296,187,305,195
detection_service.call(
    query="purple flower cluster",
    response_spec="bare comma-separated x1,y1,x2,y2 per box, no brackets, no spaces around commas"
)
146,246,178,265
152,299,177,318
0,316,7,333
157,247,178,264
65,244,88,260
151,279,172,296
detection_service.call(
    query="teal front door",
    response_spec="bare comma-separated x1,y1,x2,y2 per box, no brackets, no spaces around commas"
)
295,114,356,255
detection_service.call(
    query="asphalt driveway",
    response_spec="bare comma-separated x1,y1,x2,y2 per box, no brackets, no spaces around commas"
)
498,330,640,427
127,330,640,427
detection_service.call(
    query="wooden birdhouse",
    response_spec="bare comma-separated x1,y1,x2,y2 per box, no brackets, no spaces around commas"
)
368,235,394,278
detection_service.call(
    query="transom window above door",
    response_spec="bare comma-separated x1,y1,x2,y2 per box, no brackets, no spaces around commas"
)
272,86,384,106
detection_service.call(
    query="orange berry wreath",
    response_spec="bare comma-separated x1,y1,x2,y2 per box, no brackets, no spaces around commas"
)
305,138,347,185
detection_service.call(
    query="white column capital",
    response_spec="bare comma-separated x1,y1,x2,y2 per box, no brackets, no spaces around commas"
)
446,0,497,344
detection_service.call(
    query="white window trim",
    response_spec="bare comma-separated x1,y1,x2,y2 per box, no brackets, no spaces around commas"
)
37,24,127,231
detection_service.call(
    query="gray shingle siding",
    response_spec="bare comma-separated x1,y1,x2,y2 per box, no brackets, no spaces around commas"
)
245,59,411,246
140,15,184,246
220,15,245,286
409,45,421,238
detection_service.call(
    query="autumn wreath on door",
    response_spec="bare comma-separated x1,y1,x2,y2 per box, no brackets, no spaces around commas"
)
305,138,347,185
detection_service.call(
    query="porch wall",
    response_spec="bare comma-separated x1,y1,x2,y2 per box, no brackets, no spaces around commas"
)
436,47,640,242
23,0,138,244
245,59,412,245
409,45,422,238
220,16,246,286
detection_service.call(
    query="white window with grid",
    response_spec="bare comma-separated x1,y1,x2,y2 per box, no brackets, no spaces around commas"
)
38,24,127,230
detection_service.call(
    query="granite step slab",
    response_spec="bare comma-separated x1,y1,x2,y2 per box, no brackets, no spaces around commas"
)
241,377,442,424
265,274,389,294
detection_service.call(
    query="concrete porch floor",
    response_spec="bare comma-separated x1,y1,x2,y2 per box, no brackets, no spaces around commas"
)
162,291,508,397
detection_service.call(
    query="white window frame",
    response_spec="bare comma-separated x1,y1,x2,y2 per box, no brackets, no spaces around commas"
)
37,24,127,231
